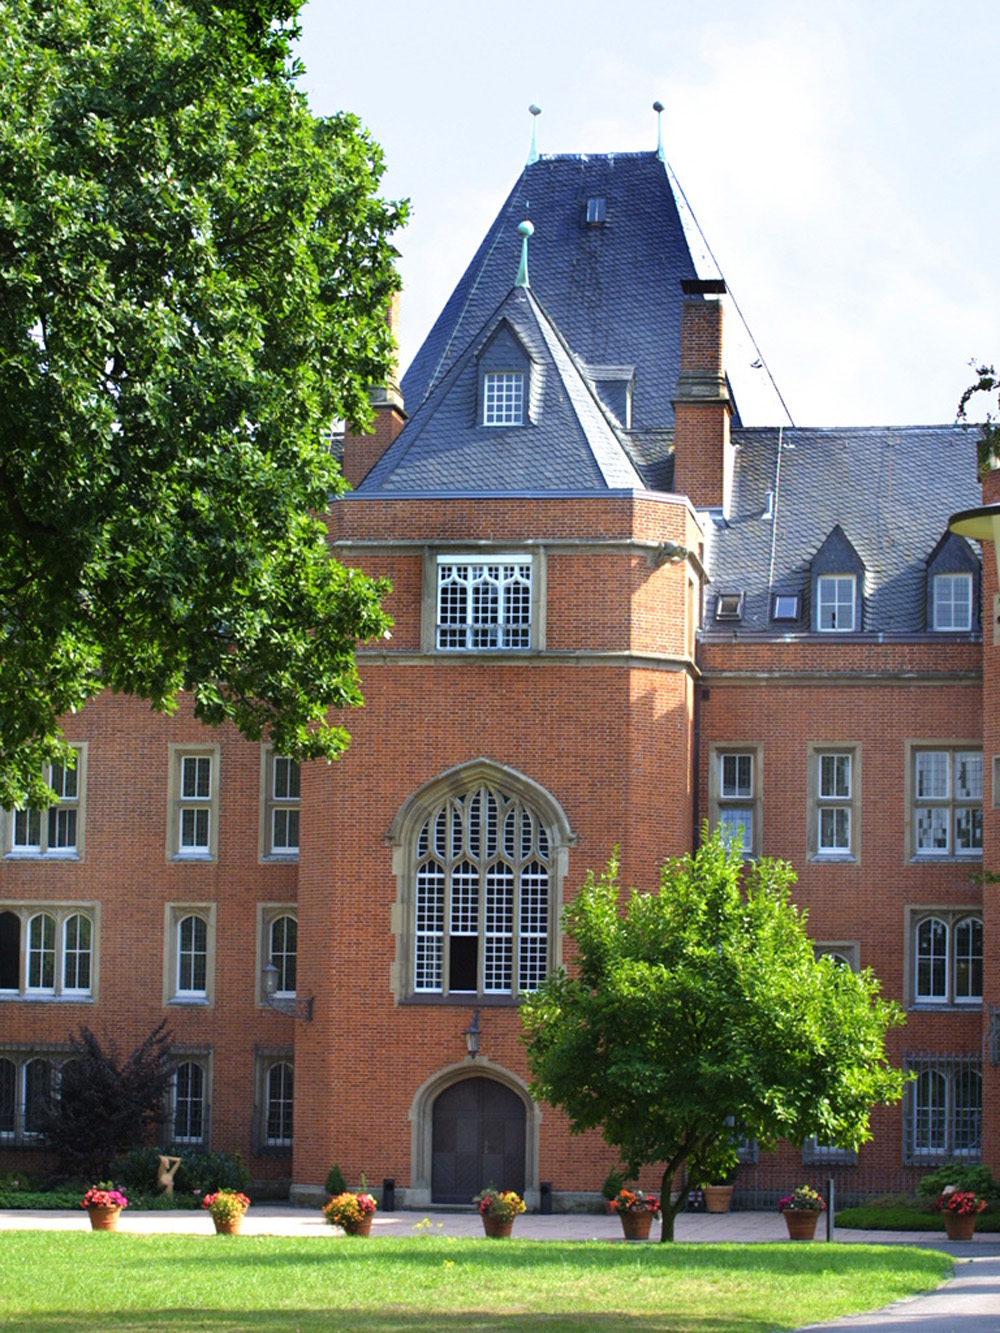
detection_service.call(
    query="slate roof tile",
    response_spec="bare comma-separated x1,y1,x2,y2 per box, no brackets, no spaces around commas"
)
704,425,982,634
357,285,644,495
401,152,700,432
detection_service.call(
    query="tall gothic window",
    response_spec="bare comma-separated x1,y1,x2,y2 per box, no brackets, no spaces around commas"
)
413,784,550,998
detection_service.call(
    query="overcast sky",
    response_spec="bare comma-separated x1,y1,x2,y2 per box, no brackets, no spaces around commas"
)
295,0,1000,428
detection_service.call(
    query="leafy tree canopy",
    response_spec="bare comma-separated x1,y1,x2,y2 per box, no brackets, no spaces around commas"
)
40,1023,174,1180
0,0,406,808
521,832,906,1240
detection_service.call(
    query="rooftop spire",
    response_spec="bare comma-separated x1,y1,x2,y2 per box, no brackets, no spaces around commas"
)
653,100,665,161
515,220,534,288
527,104,541,165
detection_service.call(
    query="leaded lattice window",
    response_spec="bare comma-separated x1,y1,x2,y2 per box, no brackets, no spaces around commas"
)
436,556,532,651
904,1054,981,1163
483,371,524,426
413,784,550,997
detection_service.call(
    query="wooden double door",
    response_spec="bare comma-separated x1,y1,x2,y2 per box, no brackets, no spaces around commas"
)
431,1077,526,1204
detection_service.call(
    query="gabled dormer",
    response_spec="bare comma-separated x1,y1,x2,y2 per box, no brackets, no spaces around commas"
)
810,526,864,633
476,320,537,428
925,531,980,632
584,364,635,429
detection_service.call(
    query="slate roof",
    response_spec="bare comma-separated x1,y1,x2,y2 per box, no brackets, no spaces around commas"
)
703,425,983,635
400,152,701,433
357,284,644,494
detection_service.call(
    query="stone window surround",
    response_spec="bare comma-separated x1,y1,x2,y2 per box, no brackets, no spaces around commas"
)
387,758,575,1005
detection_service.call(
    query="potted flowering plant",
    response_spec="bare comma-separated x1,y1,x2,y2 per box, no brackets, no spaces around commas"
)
609,1188,661,1241
202,1190,251,1235
936,1189,987,1241
81,1183,128,1231
323,1191,378,1236
777,1185,826,1240
473,1185,527,1237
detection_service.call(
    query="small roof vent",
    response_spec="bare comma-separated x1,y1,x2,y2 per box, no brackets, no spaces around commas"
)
715,592,744,622
771,592,800,622
585,197,606,225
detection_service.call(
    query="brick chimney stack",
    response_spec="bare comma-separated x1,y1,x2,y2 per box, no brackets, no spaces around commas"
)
671,279,733,515
341,290,407,488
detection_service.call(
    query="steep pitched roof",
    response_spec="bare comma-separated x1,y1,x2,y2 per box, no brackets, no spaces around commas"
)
401,152,699,432
357,284,644,494
703,425,982,634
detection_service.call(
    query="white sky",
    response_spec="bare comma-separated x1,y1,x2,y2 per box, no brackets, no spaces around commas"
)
296,0,1000,428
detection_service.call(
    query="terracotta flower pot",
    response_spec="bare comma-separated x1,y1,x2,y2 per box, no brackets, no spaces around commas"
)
783,1209,819,1241
343,1216,373,1236
943,1212,977,1241
213,1216,243,1235
482,1215,514,1238
703,1185,734,1213
87,1205,122,1232
618,1210,654,1241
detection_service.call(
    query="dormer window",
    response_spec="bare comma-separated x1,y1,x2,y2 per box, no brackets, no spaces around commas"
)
817,575,856,632
483,372,524,426
933,573,973,631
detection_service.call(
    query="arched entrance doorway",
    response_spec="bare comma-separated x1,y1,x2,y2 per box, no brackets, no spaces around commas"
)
431,1077,526,1204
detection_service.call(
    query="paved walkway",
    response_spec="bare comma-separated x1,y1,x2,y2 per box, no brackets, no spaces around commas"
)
3,1206,999,1331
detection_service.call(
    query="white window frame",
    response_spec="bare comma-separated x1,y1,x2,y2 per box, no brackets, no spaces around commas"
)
910,746,982,859
167,745,219,861
268,913,297,997
710,748,760,856
411,784,551,999
933,572,973,631
169,1055,210,1146
808,746,860,861
4,745,86,859
909,911,982,1005
164,904,216,1005
904,1055,981,1164
260,748,299,860
266,1060,294,1148
0,904,97,999
816,575,856,632
483,371,524,426
436,555,533,651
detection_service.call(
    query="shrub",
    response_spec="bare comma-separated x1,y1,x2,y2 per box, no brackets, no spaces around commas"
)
601,1166,626,1201
39,1023,173,1179
172,1150,249,1195
325,1164,347,1196
916,1165,1000,1200
110,1147,163,1196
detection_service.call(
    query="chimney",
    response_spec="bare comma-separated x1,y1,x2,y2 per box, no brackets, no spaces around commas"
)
341,291,407,488
672,279,733,515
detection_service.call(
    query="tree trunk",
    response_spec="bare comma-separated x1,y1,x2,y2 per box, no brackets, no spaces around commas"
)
659,1166,683,1242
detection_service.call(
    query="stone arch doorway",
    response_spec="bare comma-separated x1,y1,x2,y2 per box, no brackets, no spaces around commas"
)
431,1076,526,1204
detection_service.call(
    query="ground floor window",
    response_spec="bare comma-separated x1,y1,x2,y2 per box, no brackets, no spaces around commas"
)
168,1054,211,1147
253,1049,293,1153
903,1053,980,1164
0,1046,71,1144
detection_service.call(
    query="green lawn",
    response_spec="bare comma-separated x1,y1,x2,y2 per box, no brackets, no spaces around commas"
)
0,1233,951,1333
837,1203,1000,1231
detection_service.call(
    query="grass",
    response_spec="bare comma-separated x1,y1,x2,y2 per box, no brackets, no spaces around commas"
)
837,1203,1000,1231
0,1232,952,1333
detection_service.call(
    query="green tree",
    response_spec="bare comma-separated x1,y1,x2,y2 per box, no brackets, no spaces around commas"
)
40,1023,174,1180
958,363,1000,477
0,0,406,809
521,832,906,1241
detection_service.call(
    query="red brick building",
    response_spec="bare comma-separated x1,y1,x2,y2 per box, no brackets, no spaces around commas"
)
1,147,994,1207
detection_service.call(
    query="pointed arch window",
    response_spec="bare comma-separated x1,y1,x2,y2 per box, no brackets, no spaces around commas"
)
413,784,550,998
